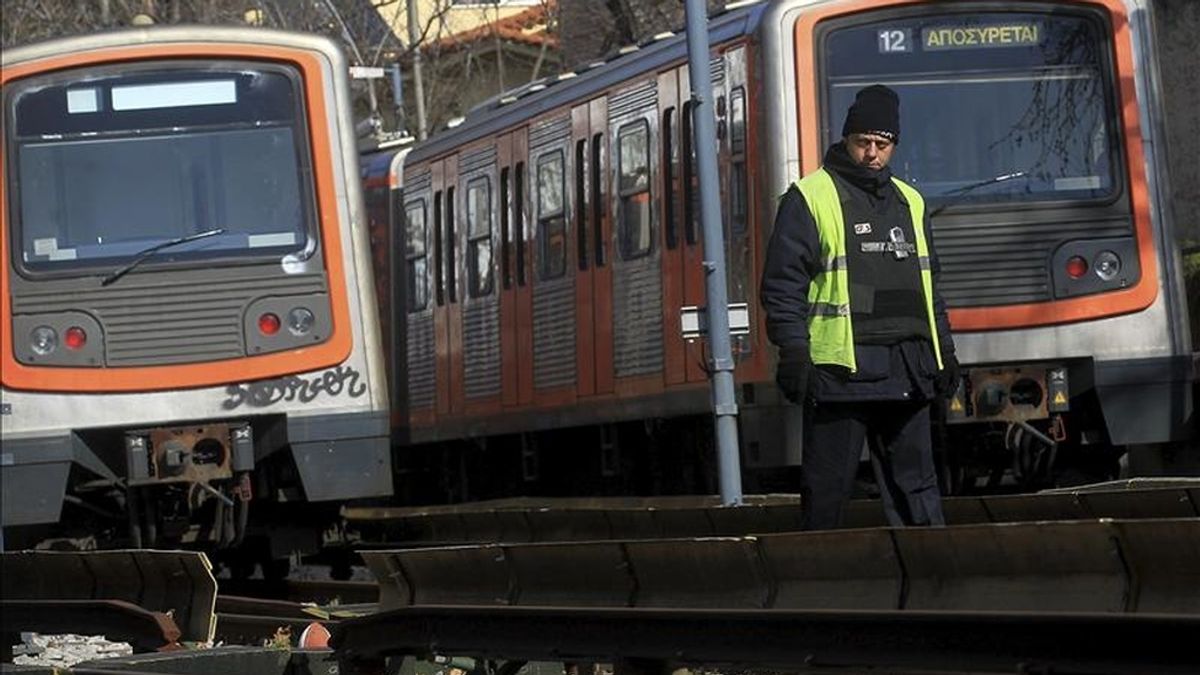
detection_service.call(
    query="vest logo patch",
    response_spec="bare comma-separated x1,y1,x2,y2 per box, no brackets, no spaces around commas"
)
853,222,872,235
861,241,917,254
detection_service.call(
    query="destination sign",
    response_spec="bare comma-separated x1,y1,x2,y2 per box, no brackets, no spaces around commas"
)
922,23,1041,50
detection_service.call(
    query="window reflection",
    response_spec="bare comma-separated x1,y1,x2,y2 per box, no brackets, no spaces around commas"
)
537,152,566,280
618,120,651,259
466,177,493,297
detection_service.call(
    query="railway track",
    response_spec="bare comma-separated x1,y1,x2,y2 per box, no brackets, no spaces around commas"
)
4,485,1199,674
343,479,1200,546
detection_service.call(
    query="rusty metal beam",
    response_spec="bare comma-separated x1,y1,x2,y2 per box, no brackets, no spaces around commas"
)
0,550,217,643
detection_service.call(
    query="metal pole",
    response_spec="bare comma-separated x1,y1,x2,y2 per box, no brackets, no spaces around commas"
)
407,0,429,141
683,0,743,505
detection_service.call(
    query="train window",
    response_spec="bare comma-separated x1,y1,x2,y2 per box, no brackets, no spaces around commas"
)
515,162,527,286
663,107,678,250
681,102,698,245
730,87,747,235
446,187,457,303
822,12,1117,206
536,151,567,280
575,139,588,271
466,176,493,297
618,120,652,259
405,199,429,312
501,167,512,290
434,190,444,306
9,64,314,273
591,133,605,267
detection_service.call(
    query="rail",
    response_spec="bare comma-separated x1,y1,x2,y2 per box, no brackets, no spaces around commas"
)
343,482,1200,545
360,517,1200,614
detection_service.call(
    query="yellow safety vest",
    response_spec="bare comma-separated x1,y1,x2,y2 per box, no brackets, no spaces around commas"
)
793,168,944,372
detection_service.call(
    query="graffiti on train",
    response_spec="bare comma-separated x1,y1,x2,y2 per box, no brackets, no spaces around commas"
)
222,365,367,409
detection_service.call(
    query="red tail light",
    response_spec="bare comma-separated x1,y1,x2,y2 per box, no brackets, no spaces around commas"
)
1065,256,1088,279
64,326,87,350
258,313,281,335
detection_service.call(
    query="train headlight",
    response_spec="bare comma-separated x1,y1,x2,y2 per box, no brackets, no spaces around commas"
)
1094,250,1121,281
30,326,58,355
287,307,315,336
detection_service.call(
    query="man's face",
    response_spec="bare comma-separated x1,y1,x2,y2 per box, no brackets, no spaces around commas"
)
846,133,895,170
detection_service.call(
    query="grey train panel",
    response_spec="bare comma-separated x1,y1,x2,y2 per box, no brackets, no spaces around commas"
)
407,314,436,409
710,54,725,86
933,217,1133,307
404,5,763,165
613,261,664,378
463,297,502,400
529,117,571,151
609,80,658,120
407,171,432,195
532,278,576,390
460,146,497,177
11,273,326,366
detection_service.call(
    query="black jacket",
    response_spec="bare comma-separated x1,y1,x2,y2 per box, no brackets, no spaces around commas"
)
760,143,956,402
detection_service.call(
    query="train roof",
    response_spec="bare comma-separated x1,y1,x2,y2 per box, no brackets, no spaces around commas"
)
405,1,768,167
1,25,344,68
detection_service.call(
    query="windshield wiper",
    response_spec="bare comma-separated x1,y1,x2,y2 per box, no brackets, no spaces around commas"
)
100,228,225,287
929,171,1028,218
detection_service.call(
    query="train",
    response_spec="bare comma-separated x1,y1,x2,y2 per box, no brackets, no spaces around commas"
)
1,0,1195,557
364,0,1195,502
0,28,392,561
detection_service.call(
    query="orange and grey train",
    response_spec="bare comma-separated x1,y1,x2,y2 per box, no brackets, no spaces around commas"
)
1,28,391,548
372,0,1193,499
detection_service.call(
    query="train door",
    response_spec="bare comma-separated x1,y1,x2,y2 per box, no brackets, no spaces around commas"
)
401,167,435,428
572,98,614,397
677,64,709,385
497,130,532,407
458,142,502,416
608,79,664,395
722,45,762,381
659,69,686,387
431,155,463,417
528,116,577,406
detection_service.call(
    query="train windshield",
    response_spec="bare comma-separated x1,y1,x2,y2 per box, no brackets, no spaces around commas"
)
822,11,1118,207
8,63,314,273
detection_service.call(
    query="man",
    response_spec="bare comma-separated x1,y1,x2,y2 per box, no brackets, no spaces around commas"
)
760,84,958,530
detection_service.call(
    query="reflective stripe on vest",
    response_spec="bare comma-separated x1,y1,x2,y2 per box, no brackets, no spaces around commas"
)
793,168,944,372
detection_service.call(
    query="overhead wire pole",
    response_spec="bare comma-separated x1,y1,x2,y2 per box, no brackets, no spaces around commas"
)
407,0,429,140
683,0,743,505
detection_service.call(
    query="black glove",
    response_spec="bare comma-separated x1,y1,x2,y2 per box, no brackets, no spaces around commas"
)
776,346,813,404
935,351,961,397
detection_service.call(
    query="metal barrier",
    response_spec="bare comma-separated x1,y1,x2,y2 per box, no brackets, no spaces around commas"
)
0,550,217,643
361,518,1200,615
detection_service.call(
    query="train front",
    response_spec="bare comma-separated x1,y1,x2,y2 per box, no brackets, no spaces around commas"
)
0,28,391,549
762,0,1193,486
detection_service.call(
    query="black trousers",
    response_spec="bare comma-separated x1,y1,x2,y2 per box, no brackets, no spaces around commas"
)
800,399,945,530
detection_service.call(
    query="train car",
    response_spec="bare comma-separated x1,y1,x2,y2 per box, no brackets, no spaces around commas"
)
361,136,414,443
1,27,391,554
381,0,1192,499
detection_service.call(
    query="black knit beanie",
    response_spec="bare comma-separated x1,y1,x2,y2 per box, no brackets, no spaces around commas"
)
841,84,900,143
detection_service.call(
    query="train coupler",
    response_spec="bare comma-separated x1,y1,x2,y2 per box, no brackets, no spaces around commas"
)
124,422,253,486
945,364,1070,424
